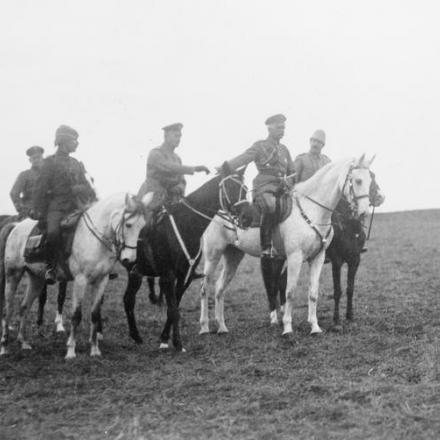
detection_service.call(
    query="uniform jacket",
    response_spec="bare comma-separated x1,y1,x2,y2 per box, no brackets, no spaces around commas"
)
10,167,41,216
227,137,295,195
293,152,331,183
33,150,96,217
137,145,194,203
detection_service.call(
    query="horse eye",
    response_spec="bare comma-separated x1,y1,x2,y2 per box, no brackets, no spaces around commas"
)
125,222,133,228
355,178,362,185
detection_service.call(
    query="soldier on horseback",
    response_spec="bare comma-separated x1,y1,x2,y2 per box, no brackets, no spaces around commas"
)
32,125,96,284
293,129,330,183
10,146,45,220
137,123,209,228
221,114,295,258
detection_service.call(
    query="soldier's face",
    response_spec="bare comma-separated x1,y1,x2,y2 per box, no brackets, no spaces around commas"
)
65,139,79,153
29,154,44,169
310,138,324,154
165,130,182,148
268,123,285,140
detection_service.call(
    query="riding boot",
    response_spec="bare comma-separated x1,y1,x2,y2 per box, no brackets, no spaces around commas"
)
260,214,277,258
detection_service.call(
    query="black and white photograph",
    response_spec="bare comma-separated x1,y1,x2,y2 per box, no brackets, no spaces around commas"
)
1,1,439,439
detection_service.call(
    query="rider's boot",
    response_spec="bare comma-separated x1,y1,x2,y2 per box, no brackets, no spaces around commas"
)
260,214,278,259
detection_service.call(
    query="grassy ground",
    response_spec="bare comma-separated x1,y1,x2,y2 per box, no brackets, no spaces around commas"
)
2,210,440,439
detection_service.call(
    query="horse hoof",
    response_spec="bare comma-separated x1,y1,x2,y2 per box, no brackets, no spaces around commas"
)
199,327,210,335
90,347,102,357
270,311,278,325
217,327,229,334
159,342,169,350
282,329,293,336
65,350,76,360
181,347,187,353
56,324,65,333
22,342,32,350
0,347,9,356
311,327,323,335
97,333,103,341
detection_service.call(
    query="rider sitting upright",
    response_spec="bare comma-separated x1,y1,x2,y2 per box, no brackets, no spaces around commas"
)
221,114,295,258
32,125,96,284
137,122,209,228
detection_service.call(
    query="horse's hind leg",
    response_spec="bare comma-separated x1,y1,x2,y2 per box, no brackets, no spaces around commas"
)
89,277,109,357
263,257,285,325
66,275,87,359
215,246,244,334
346,258,360,321
18,275,45,350
199,250,222,335
332,260,343,328
1,271,23,355
123,270,143,344
37,283,47,327
55,281,68,332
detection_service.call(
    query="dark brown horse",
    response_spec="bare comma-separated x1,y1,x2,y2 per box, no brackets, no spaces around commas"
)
123,167,248,351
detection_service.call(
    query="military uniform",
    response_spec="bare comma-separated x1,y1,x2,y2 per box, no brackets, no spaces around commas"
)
32,126,95,282
10,167,41,218
293,152,331,183
137,145,194,209
227,137,295,213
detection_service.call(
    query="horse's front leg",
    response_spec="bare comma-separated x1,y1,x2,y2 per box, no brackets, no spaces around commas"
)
89,277,109,356
66,275,87,359
160,274,184,351
346,258,360,321
1,272,22,355
199,256,219,335
123,270,143,344
18,275,45,350
307,251,326,334
55,281,68,332
331,259,343,328
282,252,303,335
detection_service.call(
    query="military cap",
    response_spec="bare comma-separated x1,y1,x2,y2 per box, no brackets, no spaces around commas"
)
310,129,326,144
26,145,44,157
162,122,183,132
265,114,287,125
54,124,79,145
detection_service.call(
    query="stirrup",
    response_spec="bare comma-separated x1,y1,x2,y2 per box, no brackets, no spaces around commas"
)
45,268,57,285
261,247,279,259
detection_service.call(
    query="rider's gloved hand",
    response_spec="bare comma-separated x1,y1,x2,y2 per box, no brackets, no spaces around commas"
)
194,165,210,174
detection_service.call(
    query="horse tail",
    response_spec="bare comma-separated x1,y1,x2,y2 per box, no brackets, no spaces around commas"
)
0,222,17,319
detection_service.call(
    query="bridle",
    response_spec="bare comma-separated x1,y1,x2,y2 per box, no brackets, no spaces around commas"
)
341,165,371,215
82,201,143,260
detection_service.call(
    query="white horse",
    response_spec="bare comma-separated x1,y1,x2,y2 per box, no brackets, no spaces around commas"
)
199,155,376,336
0,193,150,358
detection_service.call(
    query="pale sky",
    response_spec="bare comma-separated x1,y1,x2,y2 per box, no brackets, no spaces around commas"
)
1,0,439,213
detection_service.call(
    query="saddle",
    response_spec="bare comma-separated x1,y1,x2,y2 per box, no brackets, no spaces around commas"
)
241,192,293,228
24,210,84,278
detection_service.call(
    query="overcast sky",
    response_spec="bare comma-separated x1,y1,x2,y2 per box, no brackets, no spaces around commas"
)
1,0,439,213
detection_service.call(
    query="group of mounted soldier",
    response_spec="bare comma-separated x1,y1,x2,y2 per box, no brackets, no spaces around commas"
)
8,115,336,285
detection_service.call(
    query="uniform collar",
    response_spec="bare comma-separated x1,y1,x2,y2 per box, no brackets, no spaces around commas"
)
55,149,70,157
266,136,280,146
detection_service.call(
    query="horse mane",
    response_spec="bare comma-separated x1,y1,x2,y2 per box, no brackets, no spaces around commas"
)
295,158,354,195
185,174,223,204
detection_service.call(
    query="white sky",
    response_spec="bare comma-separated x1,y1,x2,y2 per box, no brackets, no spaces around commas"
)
1,0,439,213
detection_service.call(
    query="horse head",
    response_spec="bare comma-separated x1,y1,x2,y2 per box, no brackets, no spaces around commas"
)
111,194,150,266
342,154,376,218
218,165,250,217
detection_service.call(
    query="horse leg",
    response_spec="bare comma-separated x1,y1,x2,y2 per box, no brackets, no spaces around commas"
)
263,257,285,325
160,273,184,351
199,249,222,335
96,294,105,341
89,277,109,357
346,258,360,321
123,270,143,344
66,275,87,359
55,281,68,333
37,283,47,327
18,275,45,350
279,264,287,314
1,271,22,355
282,252,303,335
307,251,326,334
332,260,343,329
215,246,244,334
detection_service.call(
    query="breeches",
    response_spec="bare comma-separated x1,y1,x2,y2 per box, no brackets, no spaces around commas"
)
46,210,66,253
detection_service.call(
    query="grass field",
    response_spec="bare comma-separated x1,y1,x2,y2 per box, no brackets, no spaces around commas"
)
2,209,440,439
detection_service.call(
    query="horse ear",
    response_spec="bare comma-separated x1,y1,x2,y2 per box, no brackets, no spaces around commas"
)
125,194,137,211
221,161,232,176
141,193,153,206
356,153,366,167
368,154,376,167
